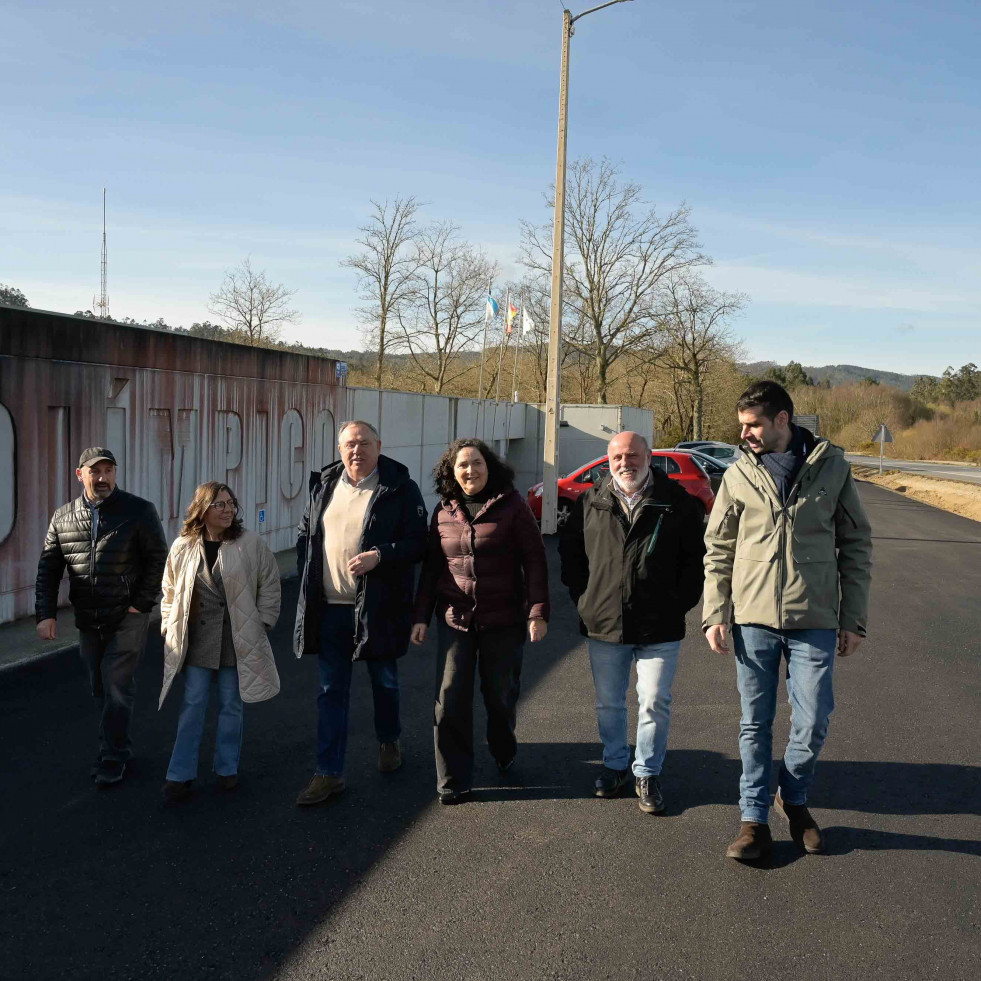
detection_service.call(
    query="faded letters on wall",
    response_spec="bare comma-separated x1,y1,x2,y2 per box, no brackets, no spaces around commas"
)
0,309,344,623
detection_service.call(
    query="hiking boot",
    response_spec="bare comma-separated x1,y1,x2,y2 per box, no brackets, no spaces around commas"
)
93,760,126,787
217,774,239,792
378,740,402,773
295,774,344,806
635,775,666,815
162,780,194,803
594,767,631,798
726,822,773,861
438,788,471,806
774,792,824,854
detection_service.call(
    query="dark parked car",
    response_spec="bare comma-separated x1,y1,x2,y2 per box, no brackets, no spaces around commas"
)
527,449,715,529
675,440,742,464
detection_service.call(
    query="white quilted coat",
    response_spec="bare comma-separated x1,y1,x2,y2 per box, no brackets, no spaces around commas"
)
159,530,282,707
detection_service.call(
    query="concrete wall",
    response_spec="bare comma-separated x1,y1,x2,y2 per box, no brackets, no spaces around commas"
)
0,308,345,623
508,404,656,492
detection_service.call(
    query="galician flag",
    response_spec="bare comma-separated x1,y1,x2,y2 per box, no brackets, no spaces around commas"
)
522,308,535,334
485,295,499,322
505,301,519,334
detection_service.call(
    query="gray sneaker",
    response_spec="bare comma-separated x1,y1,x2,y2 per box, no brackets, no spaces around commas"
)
635,775,666,814
93,760,126,787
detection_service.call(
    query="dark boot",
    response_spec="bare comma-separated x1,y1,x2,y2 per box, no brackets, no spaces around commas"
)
774,793,824,854
594,767,631,798
726,822,773,861
635,776,666,815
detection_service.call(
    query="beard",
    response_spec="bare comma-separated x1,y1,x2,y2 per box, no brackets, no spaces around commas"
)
614,466,649,495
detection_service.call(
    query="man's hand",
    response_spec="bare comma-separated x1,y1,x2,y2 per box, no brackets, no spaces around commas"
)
127,606,140,614
410,623,428,646
528,619,547,643
348,550,380,576
837,630,863,657
705,623,730,655
36,618,57,641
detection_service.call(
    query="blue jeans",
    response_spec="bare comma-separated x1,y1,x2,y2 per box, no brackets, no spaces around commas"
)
316,604,401,777
166,666,244,781
732,625,837,823
588,638,681,778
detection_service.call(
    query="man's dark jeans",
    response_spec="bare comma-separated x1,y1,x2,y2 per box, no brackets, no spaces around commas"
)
78,611,150,763
316,604,400,777
434,621,524,794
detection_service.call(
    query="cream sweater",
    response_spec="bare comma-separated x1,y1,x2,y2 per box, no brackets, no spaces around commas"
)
322,471,379,603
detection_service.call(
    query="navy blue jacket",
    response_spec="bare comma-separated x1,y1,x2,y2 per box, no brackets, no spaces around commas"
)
293,455,428,660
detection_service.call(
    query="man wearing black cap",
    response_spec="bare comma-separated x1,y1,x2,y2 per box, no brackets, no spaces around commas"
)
35,447,168,786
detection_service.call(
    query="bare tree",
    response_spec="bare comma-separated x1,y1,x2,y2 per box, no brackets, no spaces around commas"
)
341,197,421,389
396,222,497,394
209,258,299,346
656,275,746,439
521,157,707,403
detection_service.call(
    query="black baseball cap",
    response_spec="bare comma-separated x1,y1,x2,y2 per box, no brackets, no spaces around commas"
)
78,447,117,468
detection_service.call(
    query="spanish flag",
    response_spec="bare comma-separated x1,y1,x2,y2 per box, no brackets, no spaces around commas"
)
505,301,519,334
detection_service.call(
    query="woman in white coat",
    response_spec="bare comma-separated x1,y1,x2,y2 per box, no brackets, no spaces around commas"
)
160,481,281,802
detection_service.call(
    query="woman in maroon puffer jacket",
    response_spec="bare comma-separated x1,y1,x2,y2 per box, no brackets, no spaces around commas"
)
411,438,549,804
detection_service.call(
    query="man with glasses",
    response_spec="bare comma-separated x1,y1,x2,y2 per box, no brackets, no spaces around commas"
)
35,447,168,787
293,421,428,806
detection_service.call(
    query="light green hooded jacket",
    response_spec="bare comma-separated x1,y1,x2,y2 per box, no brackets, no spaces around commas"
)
702,439,872,635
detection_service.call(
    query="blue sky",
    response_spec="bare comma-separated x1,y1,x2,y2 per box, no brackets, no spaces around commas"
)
2,0,979,375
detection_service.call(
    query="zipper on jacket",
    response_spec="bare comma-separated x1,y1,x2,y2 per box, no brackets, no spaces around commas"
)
645,513,665,556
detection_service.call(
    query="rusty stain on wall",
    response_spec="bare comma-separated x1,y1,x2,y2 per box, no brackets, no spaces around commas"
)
0,308,344,624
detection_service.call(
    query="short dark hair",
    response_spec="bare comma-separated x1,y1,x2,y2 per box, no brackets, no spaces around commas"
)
736,380,794,422
432,439,515,501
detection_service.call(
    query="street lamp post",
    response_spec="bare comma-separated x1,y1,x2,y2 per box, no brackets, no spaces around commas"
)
540,0,633,535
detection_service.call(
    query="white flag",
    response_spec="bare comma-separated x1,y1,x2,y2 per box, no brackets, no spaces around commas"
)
522,308,535,334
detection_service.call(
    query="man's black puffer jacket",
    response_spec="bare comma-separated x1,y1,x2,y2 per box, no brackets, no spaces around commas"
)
35,488,169,630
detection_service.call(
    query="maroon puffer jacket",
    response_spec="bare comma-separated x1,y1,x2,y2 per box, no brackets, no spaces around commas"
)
413,488,549,632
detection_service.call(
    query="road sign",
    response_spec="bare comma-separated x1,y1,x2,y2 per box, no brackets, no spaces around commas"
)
335,361,348,380
874,423,894,474
257,508,265,525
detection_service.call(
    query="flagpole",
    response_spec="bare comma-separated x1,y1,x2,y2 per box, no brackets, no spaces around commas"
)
476,280,492,438
491,288,510,440
504,301,523,447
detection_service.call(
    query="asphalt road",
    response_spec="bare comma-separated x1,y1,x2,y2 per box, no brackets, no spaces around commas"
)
847,454,981,485
2,482,980,981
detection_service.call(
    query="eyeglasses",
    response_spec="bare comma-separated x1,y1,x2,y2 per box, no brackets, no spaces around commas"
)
208,501,234,511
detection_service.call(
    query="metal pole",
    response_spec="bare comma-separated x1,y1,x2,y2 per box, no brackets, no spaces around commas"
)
504,302,523,447
476,280,492,437
492,288,510,439
541,8,572,535
880,432,884,474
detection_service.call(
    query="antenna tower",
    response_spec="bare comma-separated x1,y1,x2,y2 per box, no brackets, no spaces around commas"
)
99,188,109,319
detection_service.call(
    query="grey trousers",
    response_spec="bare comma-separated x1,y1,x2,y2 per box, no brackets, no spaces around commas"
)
78,611,150,763
434,621,524,793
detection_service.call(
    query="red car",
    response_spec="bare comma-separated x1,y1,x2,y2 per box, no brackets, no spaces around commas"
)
527,450,715,528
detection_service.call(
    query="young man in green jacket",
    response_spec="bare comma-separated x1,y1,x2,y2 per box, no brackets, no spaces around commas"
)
703,382,872,860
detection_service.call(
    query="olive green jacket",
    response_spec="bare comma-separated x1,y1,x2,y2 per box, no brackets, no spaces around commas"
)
702,439,872,635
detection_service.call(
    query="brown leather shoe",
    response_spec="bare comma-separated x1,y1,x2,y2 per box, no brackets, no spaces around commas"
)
295,774,345,806
726,822,773,861
162,780,193,804
774,793,824,854
378,740,402,773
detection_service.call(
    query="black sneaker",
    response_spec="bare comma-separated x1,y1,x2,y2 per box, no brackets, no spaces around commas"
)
93,760,126,787
438,788,471,806
594,767,631,798
635,775,666,814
